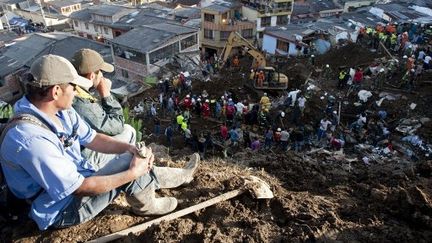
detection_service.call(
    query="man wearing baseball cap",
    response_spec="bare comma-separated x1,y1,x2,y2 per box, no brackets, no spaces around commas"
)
0,54,199,230
71,48,125,137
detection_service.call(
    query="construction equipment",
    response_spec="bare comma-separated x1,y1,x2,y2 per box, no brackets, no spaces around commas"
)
220,32,288,90
88,176,273,243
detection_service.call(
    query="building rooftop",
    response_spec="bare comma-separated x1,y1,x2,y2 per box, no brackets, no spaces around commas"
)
0,33,111,77
111,23,197,52
202,1,242,13
115,8,176,29
46,0,81,8
171,7,200,18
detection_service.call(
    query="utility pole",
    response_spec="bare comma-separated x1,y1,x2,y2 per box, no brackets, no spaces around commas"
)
35,0,46,27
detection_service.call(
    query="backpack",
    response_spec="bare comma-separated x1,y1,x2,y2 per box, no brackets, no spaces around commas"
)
0,113,51,224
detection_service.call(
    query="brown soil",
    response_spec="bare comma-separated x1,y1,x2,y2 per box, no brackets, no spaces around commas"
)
3,43,432,242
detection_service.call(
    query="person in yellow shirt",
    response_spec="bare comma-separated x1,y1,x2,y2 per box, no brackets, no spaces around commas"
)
260,93,271,111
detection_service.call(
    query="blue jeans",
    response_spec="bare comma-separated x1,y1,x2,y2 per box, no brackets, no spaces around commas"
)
154,124,160,136
52,125,158,228
317,128,326,141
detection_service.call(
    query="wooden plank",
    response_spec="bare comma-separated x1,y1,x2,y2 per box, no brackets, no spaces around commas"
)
87,189,245,243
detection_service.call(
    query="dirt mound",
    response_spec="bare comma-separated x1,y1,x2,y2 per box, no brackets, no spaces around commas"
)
6,150,432,242
315,43,384,69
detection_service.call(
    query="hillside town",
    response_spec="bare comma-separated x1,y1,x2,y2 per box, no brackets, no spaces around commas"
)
0,0,432,242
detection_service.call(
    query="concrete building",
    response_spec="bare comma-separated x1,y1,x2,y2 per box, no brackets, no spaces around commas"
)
43,0,82,17
200,1,255,57
69,4,136,42
291,0,343,24
110,22,199,82
338,0,375,12
241,0,294,39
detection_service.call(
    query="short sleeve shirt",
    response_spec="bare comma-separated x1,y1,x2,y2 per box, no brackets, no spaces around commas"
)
0,96,96,230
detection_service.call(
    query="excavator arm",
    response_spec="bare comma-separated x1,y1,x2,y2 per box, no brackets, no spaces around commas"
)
220,32,266,68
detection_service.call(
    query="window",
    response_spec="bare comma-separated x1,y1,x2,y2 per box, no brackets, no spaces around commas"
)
85,23,89,30
277,39,288,52
261,17,271,27
73,20,78,27
221,13,228,23
181,34,198,50
94,25,99,32
103,27,109,34
121,69,129,79
149,42,178,64
220,31,231,40
204,29,213,39
204,13,215,22
242,29,253,39
277,15,288,26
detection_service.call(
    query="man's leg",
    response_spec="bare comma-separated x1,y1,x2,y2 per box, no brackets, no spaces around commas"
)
83,124,136,170
51,151,152,228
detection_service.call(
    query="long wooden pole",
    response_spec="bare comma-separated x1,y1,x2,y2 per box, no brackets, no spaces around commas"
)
87,189,245,243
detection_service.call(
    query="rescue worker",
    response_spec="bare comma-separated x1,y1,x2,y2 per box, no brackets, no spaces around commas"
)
257,70,265,87
337,69,348,89
259,93,271,111
232,56,240,67
201,99,211,119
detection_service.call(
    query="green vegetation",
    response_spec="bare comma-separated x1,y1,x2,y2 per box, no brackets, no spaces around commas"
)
123,106,143,141
0,104,13,119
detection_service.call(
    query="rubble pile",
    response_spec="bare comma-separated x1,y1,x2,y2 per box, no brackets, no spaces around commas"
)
5,42,432,242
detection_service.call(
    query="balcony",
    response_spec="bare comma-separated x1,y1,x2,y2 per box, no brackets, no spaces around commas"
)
256,7,292,16
202,20,255,32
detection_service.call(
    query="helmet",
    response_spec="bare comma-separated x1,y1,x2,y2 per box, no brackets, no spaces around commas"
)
311,54,315,57
197,98,201,101
186,94,190,98
251,69,254,73
159,80,163,83
263,92,267,96
379,68,385,73
411,69,415,72
326,64,330,68
277,128,281,132
281,111,285,117
228,98,232,101
403,55,408,58
205,99,209,103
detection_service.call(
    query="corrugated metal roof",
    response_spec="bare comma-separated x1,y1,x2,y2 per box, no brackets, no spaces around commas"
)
111,23,197,52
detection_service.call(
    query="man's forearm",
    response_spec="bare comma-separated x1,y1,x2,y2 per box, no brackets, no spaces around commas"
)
74,169,136,196
85,133,132,154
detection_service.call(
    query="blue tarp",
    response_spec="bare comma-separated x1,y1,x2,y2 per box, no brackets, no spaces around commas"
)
313,39,331,54
9,17,28,27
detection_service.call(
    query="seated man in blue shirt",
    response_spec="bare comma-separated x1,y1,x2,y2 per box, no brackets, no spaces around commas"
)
0,55,199,230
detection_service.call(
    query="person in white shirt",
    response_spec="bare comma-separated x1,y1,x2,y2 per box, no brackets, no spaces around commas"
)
280,129,290,151
424,55,431,70
297,95,306,114
318,118,332,141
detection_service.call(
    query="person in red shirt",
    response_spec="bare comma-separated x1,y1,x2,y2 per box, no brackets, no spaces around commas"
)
274,128,282,145
353,67,363,90
183,94,192,110
220,123,228,140
201,99,211,119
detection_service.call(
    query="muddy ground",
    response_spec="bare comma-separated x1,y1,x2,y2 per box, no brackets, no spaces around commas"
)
2,43,432,242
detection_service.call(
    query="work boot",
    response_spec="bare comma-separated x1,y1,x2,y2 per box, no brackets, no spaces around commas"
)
126,183,178,216
152,153,200,189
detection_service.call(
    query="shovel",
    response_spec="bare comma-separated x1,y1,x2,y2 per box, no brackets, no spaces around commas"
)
88,176,273,243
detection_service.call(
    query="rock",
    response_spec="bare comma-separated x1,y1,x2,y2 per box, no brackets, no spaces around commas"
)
420,117,431,125
371,188,387,201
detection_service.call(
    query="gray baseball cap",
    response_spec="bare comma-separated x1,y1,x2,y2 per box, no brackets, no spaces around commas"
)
29,54,92,89
72,48,114,74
